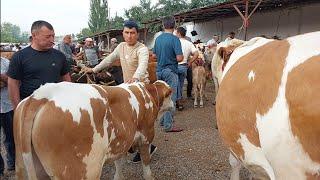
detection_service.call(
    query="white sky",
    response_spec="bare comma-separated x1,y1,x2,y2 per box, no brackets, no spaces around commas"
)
1,0,147,36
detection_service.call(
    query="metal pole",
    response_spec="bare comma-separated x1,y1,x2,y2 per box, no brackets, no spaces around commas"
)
244,0,249,40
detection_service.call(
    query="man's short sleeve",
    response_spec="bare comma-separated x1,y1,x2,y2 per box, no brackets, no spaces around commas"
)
7,53,22,80
60,55,70,76
173,37,183,56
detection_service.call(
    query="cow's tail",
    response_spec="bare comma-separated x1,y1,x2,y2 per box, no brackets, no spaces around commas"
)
14,97,47,180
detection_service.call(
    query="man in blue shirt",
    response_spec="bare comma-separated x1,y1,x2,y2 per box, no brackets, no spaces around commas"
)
153,16,183,132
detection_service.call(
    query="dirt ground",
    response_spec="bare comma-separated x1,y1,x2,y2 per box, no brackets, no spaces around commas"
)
1,81,250,180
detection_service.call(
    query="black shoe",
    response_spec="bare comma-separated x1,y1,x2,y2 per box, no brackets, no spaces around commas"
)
150,144,157,156
132,145,157,164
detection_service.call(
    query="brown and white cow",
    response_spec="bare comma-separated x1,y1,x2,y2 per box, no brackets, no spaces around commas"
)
14,80,173,180
192,51,207,108
216,32,320,179
211,39,244,104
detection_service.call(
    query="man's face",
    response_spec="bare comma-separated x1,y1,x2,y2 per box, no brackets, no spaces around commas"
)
32,26,55,50
123,27,138,46
85,40,93,47
64,36,72,44
213,36,219,42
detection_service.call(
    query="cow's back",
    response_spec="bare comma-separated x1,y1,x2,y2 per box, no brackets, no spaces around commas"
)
216,32,320,179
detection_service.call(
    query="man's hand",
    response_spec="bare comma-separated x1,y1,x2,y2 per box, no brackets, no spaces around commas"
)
126,78,139,84
83,67,94,73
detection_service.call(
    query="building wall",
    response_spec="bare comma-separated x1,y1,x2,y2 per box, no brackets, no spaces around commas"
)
187,3,320,42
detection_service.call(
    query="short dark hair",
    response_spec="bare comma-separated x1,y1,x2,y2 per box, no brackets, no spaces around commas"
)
229,32,235,35
176,27,186,37
123,20,139,32
162,16,175,29
31,20,54,33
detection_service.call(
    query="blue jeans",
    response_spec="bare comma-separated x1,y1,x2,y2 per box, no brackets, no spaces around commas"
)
0,110,15,173
157,68,178,131
177,64,188,100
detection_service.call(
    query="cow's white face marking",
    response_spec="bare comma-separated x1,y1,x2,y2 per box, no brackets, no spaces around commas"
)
33,82,106,124
248,70,255,82
118,83,140,118
155,80,170,89
237,32,320,179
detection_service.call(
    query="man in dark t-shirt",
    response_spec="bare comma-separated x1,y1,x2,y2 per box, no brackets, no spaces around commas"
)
7,20,71,109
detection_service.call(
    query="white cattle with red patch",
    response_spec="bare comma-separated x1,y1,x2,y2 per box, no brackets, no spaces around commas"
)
211,39,244,104
14,81,173,180
216,32,320,179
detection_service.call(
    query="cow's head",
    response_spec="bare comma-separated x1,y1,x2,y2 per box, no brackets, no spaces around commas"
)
146,80,174,119
213,39,244,71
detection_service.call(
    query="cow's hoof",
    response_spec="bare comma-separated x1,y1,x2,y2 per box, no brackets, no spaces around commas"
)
200,105,204,108
194,105,198,108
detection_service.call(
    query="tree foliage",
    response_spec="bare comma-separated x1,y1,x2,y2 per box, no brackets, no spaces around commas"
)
189,0,227,9
109,15,125,29
1,22,29,43
76,27,93,39
88,0,108,33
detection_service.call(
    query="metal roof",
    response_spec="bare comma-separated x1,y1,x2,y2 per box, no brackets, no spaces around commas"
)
142,0,319,26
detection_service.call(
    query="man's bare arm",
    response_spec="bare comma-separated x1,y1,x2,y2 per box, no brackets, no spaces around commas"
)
176,55,184,62
8,77,21,109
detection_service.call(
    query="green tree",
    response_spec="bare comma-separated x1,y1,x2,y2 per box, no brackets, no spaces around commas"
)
156,0,189,17
88,0,108,33
1,22,21,42
109,15,125,29
19,31,30,42
189,0,227,9
76,27,93,40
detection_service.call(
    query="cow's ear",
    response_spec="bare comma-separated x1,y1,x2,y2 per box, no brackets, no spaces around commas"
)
218,47,226,59
165,88,172,98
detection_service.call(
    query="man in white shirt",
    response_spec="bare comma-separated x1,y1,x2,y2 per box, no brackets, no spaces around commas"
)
225,31,235,42
206,34,219,48
176,27,199,110
84,21,149,83
84,20,157,163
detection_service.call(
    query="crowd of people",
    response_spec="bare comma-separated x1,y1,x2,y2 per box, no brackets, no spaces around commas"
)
1,16,282,176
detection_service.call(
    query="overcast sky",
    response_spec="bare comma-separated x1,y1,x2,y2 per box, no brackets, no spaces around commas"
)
1,0,149,36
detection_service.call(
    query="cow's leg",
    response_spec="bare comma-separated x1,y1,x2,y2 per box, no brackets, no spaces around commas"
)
139,144,154,180
193,84,198,107
229,153,241,180
199,84,204,107
114,158,124,180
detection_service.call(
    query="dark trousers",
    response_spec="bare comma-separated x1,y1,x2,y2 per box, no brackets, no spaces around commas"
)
186,66,193,97
0,110,15,173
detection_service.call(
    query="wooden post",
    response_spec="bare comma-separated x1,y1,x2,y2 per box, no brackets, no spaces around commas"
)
233,0,262,40
244,0,249,40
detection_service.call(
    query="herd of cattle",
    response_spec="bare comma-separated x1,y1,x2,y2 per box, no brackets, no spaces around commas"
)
1,31,319,179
